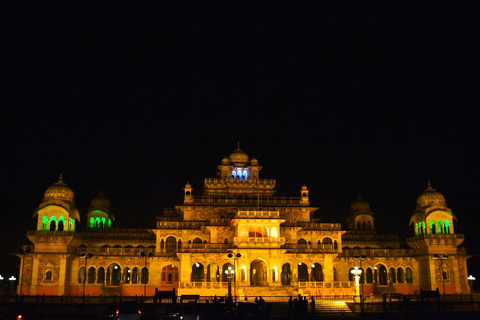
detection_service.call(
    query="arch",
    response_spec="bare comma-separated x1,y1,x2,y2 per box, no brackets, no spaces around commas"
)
255,227,263,237
132,267,139,284
241,266,247,283
362,221,366,230
298,238,307,245
389,267,396,283
42,216,48,230
89,217,95,228
357,222,361,230
263,227,269,237
192,237,203,247
87,267,96,283
106,263,121,286
366,268,373,283
271,227,278,238
162,265,179,285
224,238,229,244
250,259,267,286
311,263,323,281
430,221,436,234
160,239,165,249
422,221,426,234
222,263,234,282
166,236,176,252
281,263,292,285
57,216,65,231
101,217,106,228
50,216,57,231
445,220,451,234
442,270,449,280
95,217,100,228
367,221,372,230
377,265,388,285
141,267,149,284
397,268,405,283
248,227,255,237
125,245,133,252
243,170,248,180
191,262,204,282
349,267,364,283
405,267,413,283
322,237,333,245
437,220,443,234
123,267,131,284
101,245,110,252
207,263,220,282
297,262,308,282
78,267,85,284
45,270,52,280
97,267,105,284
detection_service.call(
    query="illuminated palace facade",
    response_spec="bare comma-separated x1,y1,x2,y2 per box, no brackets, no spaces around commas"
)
18,146,470,297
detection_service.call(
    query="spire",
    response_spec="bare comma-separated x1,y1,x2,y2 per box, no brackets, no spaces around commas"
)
59,174,63,183
237,141,241,150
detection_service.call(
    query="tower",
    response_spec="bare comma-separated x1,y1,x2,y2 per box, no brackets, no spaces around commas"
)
407,182,468,294
86,190,114,228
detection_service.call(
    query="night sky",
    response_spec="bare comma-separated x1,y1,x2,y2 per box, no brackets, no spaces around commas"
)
1,1,479,281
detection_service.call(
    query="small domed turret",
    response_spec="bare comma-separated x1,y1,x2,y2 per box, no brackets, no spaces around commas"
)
346,195,374,230
250,157,259,166
43,175,75,201
350,195,373,215
87,190,114,228
222,156,230,165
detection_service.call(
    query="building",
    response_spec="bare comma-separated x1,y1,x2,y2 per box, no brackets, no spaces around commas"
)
17,146,470,297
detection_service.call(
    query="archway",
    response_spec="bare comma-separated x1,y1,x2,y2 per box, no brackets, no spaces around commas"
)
106,263,121,286
222,263,234,282
377,265,388,285
311,263,323,281
207,263,220,282
162,265,179,286
281,263,292,285
166,236,176,252
298,262,308,282
250,259,267,286
191,262,204,282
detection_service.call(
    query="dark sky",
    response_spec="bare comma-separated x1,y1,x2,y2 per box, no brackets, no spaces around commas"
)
1,1,479,278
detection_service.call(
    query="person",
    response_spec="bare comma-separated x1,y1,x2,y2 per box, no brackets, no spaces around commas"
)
258,296,265,309
254,296,259,303
310,296,315,317
245,296,248,301
288,296,293,318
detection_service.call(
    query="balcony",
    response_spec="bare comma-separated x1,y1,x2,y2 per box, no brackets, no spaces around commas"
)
190,196,303,205
342,248,415,257
281,243,338,252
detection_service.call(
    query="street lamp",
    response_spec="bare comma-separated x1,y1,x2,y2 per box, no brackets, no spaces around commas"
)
354,255,366,314
350,267,362,298
468,275,475,293
80,252,93,303
225,267,235,303
141,251,154,298
227,253,241,302
9,276,17,294
433,254,448,301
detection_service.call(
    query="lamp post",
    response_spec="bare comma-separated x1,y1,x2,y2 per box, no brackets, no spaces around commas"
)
225,267,235,303
433,254,448,301
354,255,366,314
227,253,241,302
468,275,475,310
141,251,154,298
351,267,363,310
80,252,93,303
9,276,17,294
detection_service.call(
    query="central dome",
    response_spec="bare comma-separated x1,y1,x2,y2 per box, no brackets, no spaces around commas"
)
43,175,75,201
350,195,373,215
228,144,249,166
417,181,446,207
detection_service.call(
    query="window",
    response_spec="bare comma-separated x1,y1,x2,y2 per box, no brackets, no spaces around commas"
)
445,220,450,234
397,268,405,283
50,216,57,231
406,267,413,283
87,267,96,283
97,267,105,284
58,217,65,231
141,267,149,284
132,268,139,284
78,267,85,284
366,268,373,283
42,216,48,230
123,267,131,284
322,237,332,245
389,267,396,283
442,270,449,280
45,271,52,280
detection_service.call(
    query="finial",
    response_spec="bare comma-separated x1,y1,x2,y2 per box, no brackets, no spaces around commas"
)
59,174,63,182
427,180,432,188
237,141,240,150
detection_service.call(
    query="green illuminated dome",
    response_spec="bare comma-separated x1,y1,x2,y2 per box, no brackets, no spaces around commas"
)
416,181,446,207
228,144,249,166
88,190,113,219
43,175,75,201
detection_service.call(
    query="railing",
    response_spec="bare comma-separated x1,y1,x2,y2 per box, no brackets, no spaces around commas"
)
288,222,342,230
342,248,416,256
189,196,303,205
204,178,276,186
74,247,156,255
234,237,285,244
297,281,355,288
282,243,337,252
236,210,280,218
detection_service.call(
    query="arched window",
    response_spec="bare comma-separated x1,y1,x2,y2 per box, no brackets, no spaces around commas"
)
192,238,203,248
123,267,131,284
102,217,106,228
125,245,133,253
255,227,263,237
50,216,57,231
442,270,449,280
162,265,179,284
298,238,307,245
437,220,443,234
191,262,204,282
132,267,139,284
397,268,405,283
58,217,65,231
297,263,308,282
101,245,110,252
357,222,361,230
87,267,96,283
322,237,333,245
89,217,94,228
281,263,292,285
378,265,388,285
224,238,229,244
405,267,413,283
311,263,323,281
263,227,269,237
45,270,52,280
271,227,278,238
362,221,366,230
97,267,105,284
366,268,373,283
160,239,165,249
222,263,234,282
249,227,255,237
141,267,149,284
445,220,450,234
78,267,86,284
207,263,220,282
42,216,48,230
232,171,236,178
430,221,435,234
95,217,101,228
166,236,176,252
389,267,396,283
106,264,121,286
243,170,248,180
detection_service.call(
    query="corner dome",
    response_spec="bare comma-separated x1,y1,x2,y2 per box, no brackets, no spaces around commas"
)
416,181,446,207
43,175,75,201
350,195,373,216
221,156,230,165
250,157,259,165
88,190,112,216
228,143,249,166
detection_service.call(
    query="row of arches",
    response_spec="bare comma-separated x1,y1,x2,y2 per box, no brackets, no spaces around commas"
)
356,221,373,230
232,169,248,181
89,217,112,228
41,216,65,231
348,266,413,285
78,244,156,253
78,264,149,286
298,237,336,245
415,220,451,235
